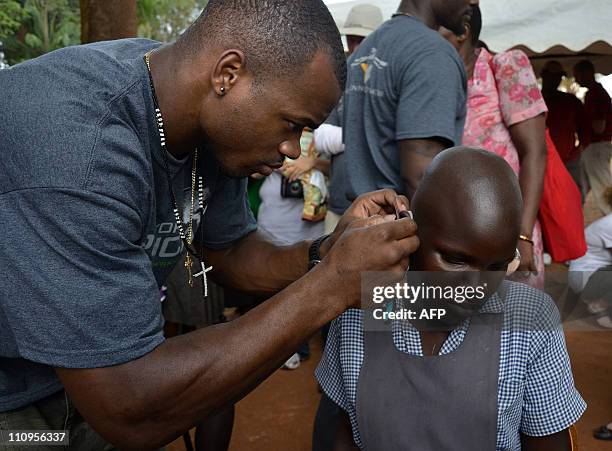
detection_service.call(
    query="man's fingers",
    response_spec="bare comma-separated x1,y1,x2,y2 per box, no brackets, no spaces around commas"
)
369,189,404,215
394,195,410,217
347,215,389,230
375,216,417,241
354,189,407,217
395,235,420,259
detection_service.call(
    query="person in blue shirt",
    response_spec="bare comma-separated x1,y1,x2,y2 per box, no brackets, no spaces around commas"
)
316,147,585,451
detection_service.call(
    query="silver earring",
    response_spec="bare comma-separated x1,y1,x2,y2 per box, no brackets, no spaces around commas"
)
220,86,226,95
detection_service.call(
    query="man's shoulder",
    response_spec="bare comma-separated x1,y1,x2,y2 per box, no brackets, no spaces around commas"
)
2,38,158,106
0,39,159,193
0,38,159,125
356,17,461,64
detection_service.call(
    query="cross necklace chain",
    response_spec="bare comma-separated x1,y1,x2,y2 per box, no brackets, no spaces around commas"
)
144,51,213,298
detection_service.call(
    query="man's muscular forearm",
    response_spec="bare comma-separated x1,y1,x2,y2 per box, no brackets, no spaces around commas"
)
56,263,344,450
202,229,330,295
203,189,409,295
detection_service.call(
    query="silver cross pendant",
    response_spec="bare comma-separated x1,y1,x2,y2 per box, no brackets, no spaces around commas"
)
194,261,213,298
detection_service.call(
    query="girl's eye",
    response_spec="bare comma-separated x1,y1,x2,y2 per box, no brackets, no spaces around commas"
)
442,255,466,266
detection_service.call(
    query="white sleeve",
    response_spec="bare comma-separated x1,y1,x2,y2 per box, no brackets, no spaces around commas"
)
314,124,345,157
600,216,612,248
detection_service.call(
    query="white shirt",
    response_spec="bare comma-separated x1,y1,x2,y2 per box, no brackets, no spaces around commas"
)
314,124,344,156
569,214,612,292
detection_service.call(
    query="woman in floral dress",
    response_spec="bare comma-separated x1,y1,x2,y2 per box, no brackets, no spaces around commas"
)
442,5,548,289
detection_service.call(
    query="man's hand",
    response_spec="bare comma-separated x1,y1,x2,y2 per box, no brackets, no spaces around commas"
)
322,189,410,256
319,212,419,310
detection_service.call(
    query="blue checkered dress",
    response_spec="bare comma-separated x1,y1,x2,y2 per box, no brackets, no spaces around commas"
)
316,281,586,450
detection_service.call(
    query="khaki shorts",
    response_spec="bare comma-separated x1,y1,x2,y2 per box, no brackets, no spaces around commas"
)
0,390,116,451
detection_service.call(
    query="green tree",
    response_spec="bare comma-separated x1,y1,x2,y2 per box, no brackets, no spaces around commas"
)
80,0,137,44
0,0,209,66
0,0,27,38
1,0,80,65
137,0,207,42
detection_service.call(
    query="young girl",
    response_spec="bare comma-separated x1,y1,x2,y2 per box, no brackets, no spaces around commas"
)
316,148,585,451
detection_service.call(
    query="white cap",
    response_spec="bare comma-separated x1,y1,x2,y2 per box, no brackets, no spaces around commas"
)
339,4,384,38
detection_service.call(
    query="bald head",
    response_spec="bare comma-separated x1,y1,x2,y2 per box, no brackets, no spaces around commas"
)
410,147,522,272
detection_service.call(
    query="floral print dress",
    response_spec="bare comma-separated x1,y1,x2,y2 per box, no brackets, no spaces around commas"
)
462,48,548,289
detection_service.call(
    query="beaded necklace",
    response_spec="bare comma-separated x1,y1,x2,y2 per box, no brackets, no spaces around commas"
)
144,51,212,298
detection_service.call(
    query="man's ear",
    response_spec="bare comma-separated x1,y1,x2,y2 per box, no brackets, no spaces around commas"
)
211,49,246,96
456,24,471,46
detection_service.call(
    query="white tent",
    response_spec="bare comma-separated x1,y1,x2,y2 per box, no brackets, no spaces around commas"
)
324,0,612,74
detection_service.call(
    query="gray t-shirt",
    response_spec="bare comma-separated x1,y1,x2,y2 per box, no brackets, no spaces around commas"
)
343,15,467,200
0,39,257,411
326,102,353,215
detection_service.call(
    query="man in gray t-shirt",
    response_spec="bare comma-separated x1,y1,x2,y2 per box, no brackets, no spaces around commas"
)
0,2,421,449
343,0,474,201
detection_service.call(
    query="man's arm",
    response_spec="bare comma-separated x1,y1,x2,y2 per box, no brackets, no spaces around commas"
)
56,191,418,450
204,189,411,295
394,47,464,199
203,228,312,295
521,429,572,451
398,138,449,199
57,266,344,450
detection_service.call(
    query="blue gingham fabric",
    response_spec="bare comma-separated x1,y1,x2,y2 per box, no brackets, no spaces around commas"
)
315,281,586,450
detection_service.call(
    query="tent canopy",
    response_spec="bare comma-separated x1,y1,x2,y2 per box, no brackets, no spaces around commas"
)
324,0,612,74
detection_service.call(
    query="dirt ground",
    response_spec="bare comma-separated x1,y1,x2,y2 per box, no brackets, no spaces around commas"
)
168,269,612,451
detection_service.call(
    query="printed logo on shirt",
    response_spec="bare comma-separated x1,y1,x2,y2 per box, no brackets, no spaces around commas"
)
348,48,387,97
351,48,388,84
144,205,207,264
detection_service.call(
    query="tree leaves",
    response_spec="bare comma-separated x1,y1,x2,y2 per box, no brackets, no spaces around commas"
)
137,0,208,42
0,0,210,66
1,0,80,65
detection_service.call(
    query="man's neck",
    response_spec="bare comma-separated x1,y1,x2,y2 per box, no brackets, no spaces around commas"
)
148,44,204,158
397,0,439,30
